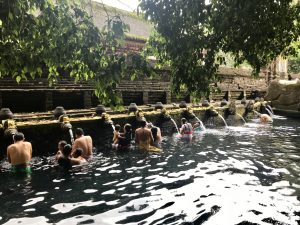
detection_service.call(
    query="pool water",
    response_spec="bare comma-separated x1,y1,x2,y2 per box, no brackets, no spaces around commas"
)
1,116,300,225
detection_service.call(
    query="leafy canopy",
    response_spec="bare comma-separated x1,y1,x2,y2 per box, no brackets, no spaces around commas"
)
288,40,300,73
0,0,151,105
140,0,300,96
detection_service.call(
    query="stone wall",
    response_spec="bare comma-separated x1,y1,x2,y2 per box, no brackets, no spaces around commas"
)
0,66,269,113
265,80,300,111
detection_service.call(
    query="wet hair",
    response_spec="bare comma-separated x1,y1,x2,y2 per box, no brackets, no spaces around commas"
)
115,124,121,132
151,127,158,142
13,132,24,142
75,128,84,136
181,118,187,124
62,144,72,157
73,148,83,158
58,140,67,149
140,120,147,128
124,124,132,134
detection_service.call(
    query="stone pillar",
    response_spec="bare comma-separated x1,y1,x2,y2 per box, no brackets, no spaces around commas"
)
208,93,213,102
226,91,231,101
45,92,53,112
275,56,288,79
83,91,92,109
143,91,149,105
242,90,247,99
166,91,171,104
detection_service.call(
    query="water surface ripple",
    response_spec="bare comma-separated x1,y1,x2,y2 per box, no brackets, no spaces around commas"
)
1,118,300,225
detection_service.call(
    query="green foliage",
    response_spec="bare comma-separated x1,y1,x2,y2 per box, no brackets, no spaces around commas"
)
140,0,300,96
288,58,300,73
0,0,152,106
288,41,300,73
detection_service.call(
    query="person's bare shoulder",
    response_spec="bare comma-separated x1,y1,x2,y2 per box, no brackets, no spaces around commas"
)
70,158,81,165
135,128,141,134
73,139,80,149
7,144,14,152
25,141,32,146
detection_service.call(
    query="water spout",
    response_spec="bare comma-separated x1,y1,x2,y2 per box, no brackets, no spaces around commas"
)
68,128,74,144
236,113,247,124
218,114,228,127
170,117,180,134
195,116,206,131
58,115,74,144
265,108,274,117
111,123,115,131
266,105,274,115
253,110,261,116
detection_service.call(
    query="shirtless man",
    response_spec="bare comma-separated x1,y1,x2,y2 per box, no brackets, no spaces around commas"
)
135,120,154,151
57,144,84,169
260,114,273,123
7,132,32,173
73,148,87,164
180,118,193,141
72,128,93,159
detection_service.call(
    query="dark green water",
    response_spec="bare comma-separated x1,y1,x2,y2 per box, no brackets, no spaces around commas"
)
1,116,300,225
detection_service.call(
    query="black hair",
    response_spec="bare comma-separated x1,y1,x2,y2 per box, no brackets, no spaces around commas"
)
73,148,83,158
115,124,121,131
151,127,158,142
124,124,132,133
75,128,84,136
13,132,24,142
181,118,187,124
62,144,72,157
140,120,147,128
58,140,67,149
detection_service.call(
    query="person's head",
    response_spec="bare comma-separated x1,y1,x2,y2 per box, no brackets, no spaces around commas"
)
181,118,187,125
147,122,153,129
62,144,72,157
73,148,83,158
260,114,272,123
13,132,24,143
115,124,121,132
75,128,84,138
194,122,200,128
124,123,132,134
58,140,67,151
140,120,147,128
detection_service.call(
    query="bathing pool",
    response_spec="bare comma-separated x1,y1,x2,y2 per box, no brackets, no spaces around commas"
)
1,116,300,225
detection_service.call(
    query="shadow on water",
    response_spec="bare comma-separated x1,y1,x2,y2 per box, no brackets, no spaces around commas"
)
1,118,300,225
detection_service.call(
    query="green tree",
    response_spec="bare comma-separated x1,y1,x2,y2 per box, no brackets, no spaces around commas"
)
0,0,150,105
288,40,300,73
140,0,300,96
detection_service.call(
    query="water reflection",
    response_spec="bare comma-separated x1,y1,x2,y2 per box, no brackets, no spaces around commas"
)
1,118,300,225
